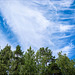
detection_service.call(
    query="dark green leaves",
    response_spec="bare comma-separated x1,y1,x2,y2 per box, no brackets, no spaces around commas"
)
0,45,75,75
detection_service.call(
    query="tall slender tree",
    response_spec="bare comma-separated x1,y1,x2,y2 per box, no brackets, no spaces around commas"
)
36,47,54,75
10,45,23,75
21,46,36,75
0,45,13,75
56,52,75,75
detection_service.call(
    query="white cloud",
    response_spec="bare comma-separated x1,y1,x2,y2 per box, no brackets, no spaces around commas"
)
0,31,15,50
53,44,74,58
0,0,74,57
0,0,51,50
50,0,73,8
59,25,75,32
60,44,74,55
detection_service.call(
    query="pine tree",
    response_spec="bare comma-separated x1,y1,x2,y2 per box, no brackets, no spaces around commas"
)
0,45,13,75
56,52,75,75
21,46,36,75
36,47,54,75
10,45,23,75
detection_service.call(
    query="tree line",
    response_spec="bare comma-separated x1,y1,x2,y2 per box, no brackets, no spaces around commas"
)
0,45,75,75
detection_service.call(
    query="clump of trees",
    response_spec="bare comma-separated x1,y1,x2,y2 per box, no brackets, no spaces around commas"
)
0,45,75,75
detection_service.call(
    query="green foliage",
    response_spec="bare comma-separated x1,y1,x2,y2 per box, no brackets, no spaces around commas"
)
46,62,61,75
21,46,37,75
0,45,13,75
35,47,55,75
0,45,75,75
14,45,23,56
10,45,24,75
56,52,75,75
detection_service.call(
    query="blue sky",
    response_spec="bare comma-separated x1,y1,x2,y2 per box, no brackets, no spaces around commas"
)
0,0,75,59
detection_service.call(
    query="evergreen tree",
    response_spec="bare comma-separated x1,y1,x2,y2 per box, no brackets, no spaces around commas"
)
0,45,75,75
0,45,13,75
21,46,36,75
46,62,62,75
10,45,23,75
36,47,54,75
56,52,75,75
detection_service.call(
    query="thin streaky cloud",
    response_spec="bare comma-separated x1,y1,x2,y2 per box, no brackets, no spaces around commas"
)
0,0,75,58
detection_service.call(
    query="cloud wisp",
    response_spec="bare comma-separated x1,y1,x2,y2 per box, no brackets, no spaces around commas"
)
0,0,75,57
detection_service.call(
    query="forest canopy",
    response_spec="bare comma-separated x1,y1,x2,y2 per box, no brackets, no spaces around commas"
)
0,45,75,75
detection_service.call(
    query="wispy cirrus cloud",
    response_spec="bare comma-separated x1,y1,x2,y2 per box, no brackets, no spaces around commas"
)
0,31,15,50
0,0,75,58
